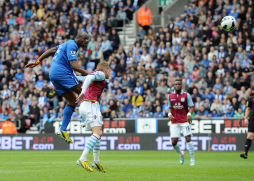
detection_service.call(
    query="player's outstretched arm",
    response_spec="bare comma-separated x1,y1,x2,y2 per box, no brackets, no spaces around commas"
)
70,61,89,75
76,76,86,82
25,47,57,68
76,72,105,103
75,75,96,103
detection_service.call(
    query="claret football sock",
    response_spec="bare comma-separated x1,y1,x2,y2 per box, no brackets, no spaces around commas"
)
60,105,75,131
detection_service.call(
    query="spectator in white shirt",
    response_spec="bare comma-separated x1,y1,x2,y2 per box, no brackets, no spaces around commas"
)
140,49,150,64
145,57,157,70
82,9,91,20
216,64,225,77
208,46,218,61
1,85,11,98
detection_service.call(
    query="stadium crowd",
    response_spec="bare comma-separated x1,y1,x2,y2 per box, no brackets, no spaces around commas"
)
0,0,253,133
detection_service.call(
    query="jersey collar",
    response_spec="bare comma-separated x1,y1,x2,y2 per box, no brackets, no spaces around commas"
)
174,90,183,95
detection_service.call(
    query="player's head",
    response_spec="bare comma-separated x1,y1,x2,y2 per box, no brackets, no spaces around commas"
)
174,79,182,92
96,62,110,79
75,31,89,48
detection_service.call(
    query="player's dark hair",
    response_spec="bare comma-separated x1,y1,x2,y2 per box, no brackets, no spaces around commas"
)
174,79,182,85
75,31,89,40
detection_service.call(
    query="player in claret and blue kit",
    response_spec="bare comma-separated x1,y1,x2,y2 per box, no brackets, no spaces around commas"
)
25,32,90,144
75,62,110,173
168,79,195,166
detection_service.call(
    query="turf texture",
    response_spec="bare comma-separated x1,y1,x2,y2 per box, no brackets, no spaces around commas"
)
0,151,253,181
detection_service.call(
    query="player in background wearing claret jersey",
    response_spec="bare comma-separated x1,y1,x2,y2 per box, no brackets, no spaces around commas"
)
25,32,90,144
240,95,254,159
75,62,110,173
168,79,195,166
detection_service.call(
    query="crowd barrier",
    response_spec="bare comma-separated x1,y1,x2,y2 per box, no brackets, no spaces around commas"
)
0,133,250,151
44,118,248,135
0,118,250,151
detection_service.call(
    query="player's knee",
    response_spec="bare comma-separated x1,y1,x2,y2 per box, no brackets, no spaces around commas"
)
98,130,103,137
247,133,254,140
95,130,103,137
172,140,178,146
186,137,192,143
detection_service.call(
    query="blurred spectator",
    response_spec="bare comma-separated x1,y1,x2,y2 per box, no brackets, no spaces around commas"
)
91,44,104,67
101,35,113,60
137,4,152,33
153,106,163,118
15,108,27,133
195,105,209,118
1,118,17,134
29,97,40,125
126,108,135,118
131,90,144,106
72,107,81,119
233,107,244,118
122,98,133,115
224,107,235,118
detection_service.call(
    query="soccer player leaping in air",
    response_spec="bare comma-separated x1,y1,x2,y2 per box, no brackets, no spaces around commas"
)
25,32,90,144
75,62,110,172
168,79,195,166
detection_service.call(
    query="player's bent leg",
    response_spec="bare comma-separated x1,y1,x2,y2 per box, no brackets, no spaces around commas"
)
56,91,78,143
78,127,101,172
70,83,82,94
185,135,195,166
241,132,254,159
171,124,185,164
172,138,185,164
91,126,106,172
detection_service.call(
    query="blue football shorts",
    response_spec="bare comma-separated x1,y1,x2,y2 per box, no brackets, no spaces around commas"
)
49,73,80,95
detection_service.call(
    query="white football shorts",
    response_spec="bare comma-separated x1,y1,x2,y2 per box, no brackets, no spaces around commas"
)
170,122,192,138
79,101,103,130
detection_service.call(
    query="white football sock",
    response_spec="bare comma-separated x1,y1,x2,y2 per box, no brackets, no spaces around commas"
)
187,141,195,161
174,144,184,155
80,134,100,161
93,139,101,164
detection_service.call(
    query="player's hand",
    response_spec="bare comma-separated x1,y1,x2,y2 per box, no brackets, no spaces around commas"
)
76,93,84,104
25,62,37,68
187,116,192,124
244,118,249,125
168,115,174,121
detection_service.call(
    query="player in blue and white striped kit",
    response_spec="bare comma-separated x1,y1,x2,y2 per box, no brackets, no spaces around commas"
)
25,32,90,143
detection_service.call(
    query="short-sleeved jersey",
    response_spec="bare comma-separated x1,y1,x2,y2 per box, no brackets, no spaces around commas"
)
246,96,254,117
168,90,194,124
81,70,106,102
49,40,78,76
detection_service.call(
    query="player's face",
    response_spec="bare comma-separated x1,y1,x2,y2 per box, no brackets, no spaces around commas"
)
174,81,182,91
78,35,90,48
104,68,110,79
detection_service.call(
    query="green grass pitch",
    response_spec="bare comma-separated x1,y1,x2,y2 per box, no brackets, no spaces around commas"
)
0,151,253,181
